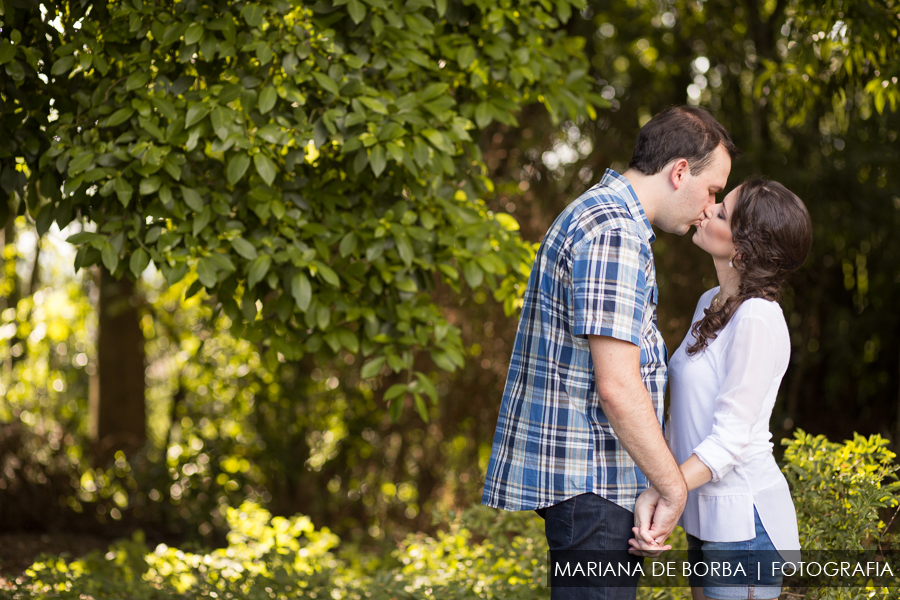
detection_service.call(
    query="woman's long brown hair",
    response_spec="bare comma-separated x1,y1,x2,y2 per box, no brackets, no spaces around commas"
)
686,178,813,355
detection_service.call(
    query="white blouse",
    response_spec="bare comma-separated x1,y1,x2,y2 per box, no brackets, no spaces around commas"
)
668,287,800,559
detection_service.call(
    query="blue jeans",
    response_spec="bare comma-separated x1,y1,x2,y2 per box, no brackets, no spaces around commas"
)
538,493,643,600
686,508,784,599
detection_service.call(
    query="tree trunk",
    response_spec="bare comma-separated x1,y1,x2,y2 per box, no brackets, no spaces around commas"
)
89,267,146,463
2,219,22,380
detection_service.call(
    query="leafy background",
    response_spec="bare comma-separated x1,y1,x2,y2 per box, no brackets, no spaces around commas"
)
1,0,900,595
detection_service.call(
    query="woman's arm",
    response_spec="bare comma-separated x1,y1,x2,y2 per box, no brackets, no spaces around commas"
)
691,314,780,482
680,454,712,490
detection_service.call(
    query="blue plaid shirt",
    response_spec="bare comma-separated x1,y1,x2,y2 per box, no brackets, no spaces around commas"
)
483,169,667,513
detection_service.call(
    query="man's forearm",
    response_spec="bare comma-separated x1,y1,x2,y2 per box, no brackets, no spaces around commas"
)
588,335,686,502
599,383,686,499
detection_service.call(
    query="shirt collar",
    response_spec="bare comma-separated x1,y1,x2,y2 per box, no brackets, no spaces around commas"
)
599,169,656,244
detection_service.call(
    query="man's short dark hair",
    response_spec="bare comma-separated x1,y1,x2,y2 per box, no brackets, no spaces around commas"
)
627,106,739,176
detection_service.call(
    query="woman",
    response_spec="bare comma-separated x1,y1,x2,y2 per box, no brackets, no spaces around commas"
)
631,178,813,600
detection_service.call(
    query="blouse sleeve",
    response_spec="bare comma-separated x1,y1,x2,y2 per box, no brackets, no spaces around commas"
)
692,315,778,482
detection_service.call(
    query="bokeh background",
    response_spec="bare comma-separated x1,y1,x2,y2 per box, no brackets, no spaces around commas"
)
1,0,899,561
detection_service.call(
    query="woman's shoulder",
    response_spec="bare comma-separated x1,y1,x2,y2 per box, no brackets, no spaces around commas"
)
733,297,784,318
731,298,788,334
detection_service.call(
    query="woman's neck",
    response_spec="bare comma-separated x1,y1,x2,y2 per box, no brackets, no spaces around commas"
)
714,258,740,297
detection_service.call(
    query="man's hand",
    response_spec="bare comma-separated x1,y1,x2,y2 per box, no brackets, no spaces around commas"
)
628,486,678,557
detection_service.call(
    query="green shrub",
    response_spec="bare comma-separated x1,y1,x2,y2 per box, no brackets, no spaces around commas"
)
783,429,900,551
8,431,900,600
781,430,900,600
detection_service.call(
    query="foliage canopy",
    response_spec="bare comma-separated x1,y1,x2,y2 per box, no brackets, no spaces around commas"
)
0,0,600,419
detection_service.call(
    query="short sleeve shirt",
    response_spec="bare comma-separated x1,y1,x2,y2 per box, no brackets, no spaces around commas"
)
482,169,667,513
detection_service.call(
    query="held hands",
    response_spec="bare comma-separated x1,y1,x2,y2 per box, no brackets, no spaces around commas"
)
628,486,683,558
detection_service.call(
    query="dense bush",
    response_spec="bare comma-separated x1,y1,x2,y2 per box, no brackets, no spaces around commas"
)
5,430,897,599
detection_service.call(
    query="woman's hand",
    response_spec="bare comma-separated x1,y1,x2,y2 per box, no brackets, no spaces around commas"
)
628,486,672,557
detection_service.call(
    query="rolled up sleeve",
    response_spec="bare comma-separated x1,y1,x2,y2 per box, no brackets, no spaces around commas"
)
692,316,777,482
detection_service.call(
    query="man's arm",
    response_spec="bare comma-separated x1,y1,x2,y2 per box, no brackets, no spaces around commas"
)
588,334,687,544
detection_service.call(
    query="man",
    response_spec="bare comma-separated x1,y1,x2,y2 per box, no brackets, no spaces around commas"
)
482,106,738,598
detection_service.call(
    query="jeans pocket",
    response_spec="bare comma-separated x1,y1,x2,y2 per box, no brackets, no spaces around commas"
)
544,495,576,549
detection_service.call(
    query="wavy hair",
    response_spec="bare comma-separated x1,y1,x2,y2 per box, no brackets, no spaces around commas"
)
686,178,813,355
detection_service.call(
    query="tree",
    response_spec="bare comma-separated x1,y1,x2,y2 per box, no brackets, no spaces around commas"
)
1,0,601,429
759,0,900,125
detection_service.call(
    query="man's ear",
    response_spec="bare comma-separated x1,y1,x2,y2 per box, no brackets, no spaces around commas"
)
668,158,690,190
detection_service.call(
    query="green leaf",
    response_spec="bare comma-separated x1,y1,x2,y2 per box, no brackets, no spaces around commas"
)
360,356,386,379
389,396,404,422
343,54,364,69
139,176,161,195
394,277,417,293
421,83,449,101
337,329,359,353
258,86,277,114
192,206,211,238
159,185,173,207
129,248,150,278
394,233,413,266
414,393,429,422
422,129,452,153
51,55,75,75
247,254,272,288
152,97,177,121
463,261,483,288
125,70,151,91
227,153,251,185
359,97,388,115
314,261,340,287
241,4,264,27
353,149,369,173
230,237,258,260
556,0,572,24
105,107,135,127
180,186,204,212
253,153,277,185
384,383,407,401
66,231,100,245
0,40,16,65
211,106,231,140
185,102,211,128
316,304,331,330
430,350,457,372
197,257,218,288
415,372,439,402
348,0,366,24
369,145,386,176
68,152,95,174
494,213,520,231
184,23,204,45
457,45,476,68
291,272,312,311
114,177,133,207
339,232,358,257
312,72,340,96
101,242,119,273
475,102,492,128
